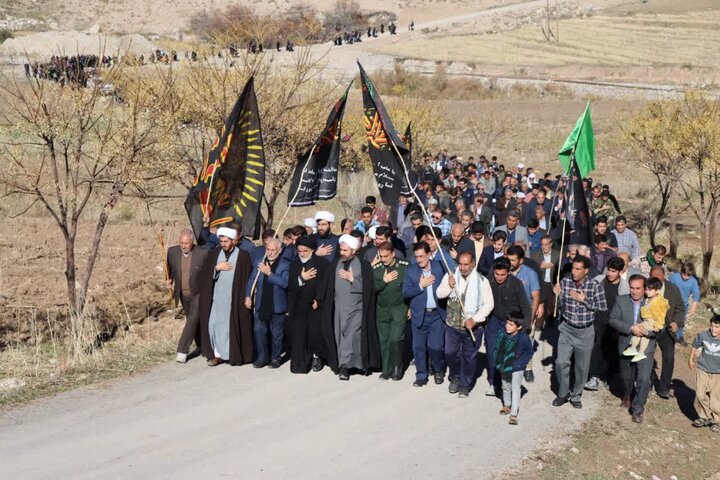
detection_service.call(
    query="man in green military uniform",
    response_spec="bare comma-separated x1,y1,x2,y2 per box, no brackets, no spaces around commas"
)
373,241,410,381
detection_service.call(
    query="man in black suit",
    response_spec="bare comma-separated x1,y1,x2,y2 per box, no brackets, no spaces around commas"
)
649,265,685,399
167,228,209,363
477,230,507,276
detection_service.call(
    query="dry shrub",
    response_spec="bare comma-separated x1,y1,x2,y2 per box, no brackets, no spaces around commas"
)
371,64,573,102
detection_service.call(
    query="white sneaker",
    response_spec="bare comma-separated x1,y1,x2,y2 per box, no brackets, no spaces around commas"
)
631,353,647,363
623,347,639,357
176,352,188,363
485,385,496,396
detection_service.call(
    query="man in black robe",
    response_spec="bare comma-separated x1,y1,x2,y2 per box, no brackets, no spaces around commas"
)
318,234,381,379
287,236,329,373
198,226,253,366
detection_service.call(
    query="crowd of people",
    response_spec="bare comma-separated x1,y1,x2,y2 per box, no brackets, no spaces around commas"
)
166,152,717,430
333,22,398,46
23,55,106,87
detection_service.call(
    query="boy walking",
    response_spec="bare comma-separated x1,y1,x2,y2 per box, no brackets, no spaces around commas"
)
496,312,534,425
690,314,720,433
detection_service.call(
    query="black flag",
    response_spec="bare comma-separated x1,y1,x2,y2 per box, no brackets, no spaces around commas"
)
287,82,352,206
184,76,265,240
358,62,418,204
565,155,593,247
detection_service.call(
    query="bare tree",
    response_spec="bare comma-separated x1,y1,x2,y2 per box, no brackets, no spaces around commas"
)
620,101,685,253
0,62,179,314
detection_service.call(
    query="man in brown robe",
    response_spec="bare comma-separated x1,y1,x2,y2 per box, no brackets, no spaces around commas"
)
198,226,253,366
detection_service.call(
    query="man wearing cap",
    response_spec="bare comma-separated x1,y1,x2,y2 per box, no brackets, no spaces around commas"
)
198,227,254,366
312,211,339,258
373,241,410,381
318,234,380,380
287,236,329,374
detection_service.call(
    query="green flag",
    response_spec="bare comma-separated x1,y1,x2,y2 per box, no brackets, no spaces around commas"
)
559,102,595,179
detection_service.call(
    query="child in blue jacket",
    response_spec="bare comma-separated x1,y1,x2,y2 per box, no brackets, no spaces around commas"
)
495,312,534,425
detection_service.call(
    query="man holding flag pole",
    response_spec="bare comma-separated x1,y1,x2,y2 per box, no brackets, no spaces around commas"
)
551,103,609,409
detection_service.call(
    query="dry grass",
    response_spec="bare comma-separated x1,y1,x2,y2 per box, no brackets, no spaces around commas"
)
0,306,181,407
373,9,720,84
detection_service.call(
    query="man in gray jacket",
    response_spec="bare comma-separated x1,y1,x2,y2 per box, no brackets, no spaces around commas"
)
609,274,654,423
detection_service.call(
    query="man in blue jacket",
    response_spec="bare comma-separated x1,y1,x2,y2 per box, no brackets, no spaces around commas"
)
245,238,290,369
403,242,447,387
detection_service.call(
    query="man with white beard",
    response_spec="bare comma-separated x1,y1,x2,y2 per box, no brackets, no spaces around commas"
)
287,236,329,374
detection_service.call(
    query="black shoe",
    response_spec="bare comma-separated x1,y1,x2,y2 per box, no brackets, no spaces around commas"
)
253,360,268,368
552,396,569,407
524,369,535,383
677,338,688,347
448,377,460,394
631,412,643,423
339,366,349,381
311,357,323,372
434,372,444,385
391,366,404,381
268,359,281,369
656,390,671,400
413,379,428,387
458,388,469,398
379,373,391,380
570,400,583,409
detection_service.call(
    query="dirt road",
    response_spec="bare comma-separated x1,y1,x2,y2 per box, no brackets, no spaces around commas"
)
0,338,596,479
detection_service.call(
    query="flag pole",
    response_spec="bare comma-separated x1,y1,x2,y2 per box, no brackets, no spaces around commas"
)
552,152,575,319
248,145,316,299
387,140,476,343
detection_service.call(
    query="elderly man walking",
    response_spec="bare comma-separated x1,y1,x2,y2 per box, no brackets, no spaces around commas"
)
167,229,208,363
437,252,494,397
245,238,290,369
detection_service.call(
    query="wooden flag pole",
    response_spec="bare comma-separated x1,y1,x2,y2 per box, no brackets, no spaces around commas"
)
157,231,174,307
388,140,476,344
248,145,316,299
552,152,576,319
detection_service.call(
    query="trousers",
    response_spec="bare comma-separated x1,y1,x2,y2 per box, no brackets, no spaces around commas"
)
501,371,524,416
377,306,406,375
253,312,285,363
412,310,445,381
655,328,675,395
619,340,655,415
695,369,720,423
445,325,483,390
485,315,505,386
555,321,595,402
177,295,201,354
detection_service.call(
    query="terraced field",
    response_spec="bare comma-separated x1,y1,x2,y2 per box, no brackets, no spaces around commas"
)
374,9,720,70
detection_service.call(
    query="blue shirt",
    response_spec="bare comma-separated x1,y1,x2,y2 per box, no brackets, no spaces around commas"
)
513,264,540,305
354,220,379,234
422,268,437,309
527,230,542,254
668,272,700,309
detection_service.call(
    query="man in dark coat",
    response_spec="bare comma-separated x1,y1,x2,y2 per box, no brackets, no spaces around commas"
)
318,234,381,379
287,236,329,374
649,265,686,399
245,238,290,369
198,227,253,366
166,228,208,363
609,274,654,423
